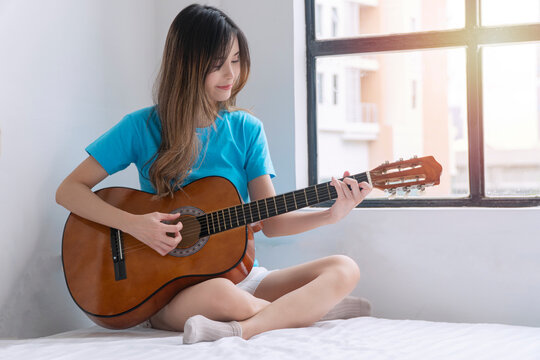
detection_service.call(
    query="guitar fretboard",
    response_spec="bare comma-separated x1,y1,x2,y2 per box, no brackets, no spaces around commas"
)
196,172,369,237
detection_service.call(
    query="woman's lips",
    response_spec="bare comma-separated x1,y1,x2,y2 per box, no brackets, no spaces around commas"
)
217,84,233,90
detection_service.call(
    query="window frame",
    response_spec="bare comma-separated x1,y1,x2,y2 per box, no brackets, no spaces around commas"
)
305,0,540,208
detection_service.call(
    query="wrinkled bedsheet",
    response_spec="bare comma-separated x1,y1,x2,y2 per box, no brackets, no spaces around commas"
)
1,317,539,359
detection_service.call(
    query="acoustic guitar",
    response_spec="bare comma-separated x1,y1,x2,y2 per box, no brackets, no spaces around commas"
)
62,155,442,329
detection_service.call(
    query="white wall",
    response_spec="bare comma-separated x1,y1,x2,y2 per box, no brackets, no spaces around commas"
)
0,0,539,339
0,0,157,338
257,207,540,327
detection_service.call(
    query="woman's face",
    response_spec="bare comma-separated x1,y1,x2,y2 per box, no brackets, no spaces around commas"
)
205,36,241,103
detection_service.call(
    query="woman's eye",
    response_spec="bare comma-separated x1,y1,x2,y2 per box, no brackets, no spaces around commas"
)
210,59,239,71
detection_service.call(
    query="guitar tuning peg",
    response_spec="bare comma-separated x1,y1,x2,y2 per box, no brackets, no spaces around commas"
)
418,185,426,193
388,188,397,199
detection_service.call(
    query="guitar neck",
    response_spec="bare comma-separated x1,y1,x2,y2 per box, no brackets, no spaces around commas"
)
197,172,370,237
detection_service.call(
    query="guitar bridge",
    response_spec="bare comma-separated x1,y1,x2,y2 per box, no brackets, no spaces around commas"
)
110,228,126,281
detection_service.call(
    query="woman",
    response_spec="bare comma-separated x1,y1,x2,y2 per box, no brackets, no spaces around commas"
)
56,4,372,344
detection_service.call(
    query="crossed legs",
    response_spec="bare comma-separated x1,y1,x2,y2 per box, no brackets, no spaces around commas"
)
149,255,361,340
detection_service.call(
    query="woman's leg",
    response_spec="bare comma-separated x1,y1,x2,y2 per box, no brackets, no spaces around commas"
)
150,277,270,332
240,254,360,339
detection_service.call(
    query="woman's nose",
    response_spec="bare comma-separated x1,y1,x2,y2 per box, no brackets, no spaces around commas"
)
223,62,235,79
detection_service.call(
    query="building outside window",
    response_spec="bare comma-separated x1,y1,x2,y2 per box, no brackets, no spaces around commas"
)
317,72,324,104
331,7,338,37
332,74,338,105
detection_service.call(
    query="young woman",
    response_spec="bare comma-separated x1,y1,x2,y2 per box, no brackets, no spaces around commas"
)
56,4,372,344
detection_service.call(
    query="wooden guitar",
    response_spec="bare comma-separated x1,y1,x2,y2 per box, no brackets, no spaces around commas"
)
62,156,442,329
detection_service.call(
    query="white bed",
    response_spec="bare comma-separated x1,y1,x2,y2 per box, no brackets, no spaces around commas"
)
1,317,539,359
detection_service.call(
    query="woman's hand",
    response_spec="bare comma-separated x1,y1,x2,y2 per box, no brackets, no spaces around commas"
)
123,212,183,256
327,171,372,224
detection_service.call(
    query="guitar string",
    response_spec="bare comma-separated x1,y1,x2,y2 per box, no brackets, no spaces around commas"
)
120,187,337,253
180,175,369,239
120,192,324,254
120,178,371,254
118,172,425,255
120,175,371,253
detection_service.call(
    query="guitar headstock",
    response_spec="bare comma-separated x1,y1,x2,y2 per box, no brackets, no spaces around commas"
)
369,155,442,195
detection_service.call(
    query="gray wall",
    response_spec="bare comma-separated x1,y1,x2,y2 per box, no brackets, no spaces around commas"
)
0,0,538,339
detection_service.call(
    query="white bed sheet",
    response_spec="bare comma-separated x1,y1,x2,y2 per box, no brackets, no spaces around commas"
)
1,317,539,360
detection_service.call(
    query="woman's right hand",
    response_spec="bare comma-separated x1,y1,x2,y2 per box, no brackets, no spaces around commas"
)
124,212,183,256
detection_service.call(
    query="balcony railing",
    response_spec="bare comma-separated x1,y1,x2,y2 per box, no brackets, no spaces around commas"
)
347,102,378,124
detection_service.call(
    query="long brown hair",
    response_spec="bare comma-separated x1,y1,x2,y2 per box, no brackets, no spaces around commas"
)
149,4,250,197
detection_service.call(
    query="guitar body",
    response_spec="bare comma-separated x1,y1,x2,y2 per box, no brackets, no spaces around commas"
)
61,155,442,330
62,176,255,329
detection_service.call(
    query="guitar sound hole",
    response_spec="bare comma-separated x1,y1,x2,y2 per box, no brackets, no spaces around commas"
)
177,216,201,249
165,205,209,257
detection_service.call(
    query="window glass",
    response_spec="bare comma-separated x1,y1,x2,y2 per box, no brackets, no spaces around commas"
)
314,0,464,39
316,48,468,198
482,42,540,197
481,0,540,26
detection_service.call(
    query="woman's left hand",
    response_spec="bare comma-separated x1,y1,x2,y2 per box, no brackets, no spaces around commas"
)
327,171,372,224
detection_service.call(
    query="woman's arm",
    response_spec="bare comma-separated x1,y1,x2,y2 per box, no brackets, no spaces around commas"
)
56,156,132,230
247,173,372,238
56,156,183,256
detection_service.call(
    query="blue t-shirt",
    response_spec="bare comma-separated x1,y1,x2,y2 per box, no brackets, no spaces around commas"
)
86,106,276,266
86,106,275,202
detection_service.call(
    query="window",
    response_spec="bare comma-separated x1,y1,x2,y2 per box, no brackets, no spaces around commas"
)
538,44,540,141
483,43,540,197
306,0,540,207
331,7,338,37
315,4,322,38
317,72,324,104
332,74,338,105
411,80,416,109
482,0,540,26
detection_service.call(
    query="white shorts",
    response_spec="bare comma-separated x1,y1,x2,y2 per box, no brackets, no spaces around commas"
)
235,266,273,295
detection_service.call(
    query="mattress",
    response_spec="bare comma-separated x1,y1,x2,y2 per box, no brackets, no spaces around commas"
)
1,317,539,359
